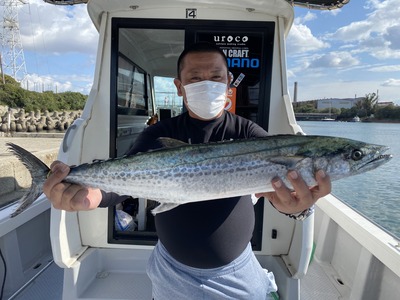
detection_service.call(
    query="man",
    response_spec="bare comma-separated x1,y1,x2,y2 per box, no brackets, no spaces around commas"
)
44,42,331,299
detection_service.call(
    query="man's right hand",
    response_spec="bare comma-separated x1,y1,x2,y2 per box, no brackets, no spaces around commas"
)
43,161,102,211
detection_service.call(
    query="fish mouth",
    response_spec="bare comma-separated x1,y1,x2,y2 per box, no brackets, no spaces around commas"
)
370,153,392,164
358,147,392,171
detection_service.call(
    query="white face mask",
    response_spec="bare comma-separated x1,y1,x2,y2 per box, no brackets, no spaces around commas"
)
183,80,227,120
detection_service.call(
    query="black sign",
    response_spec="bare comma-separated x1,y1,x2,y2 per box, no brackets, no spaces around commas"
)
196,32,264,85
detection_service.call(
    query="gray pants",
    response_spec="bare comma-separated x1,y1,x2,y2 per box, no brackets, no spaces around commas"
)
147,242,277,299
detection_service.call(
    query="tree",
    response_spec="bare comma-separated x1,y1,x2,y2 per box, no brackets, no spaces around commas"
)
375,105,400,120
356,93,379,117
0,75,87,112
293,101,317,113
337,107,359,120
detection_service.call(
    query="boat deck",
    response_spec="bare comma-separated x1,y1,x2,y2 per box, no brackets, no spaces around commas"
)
301,259,346,300
12,261,63,300
10,255,344,300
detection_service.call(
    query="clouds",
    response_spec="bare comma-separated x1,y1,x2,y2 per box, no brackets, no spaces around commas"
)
287,12,329,55
308,52,360,69
19,0,98,55
368,65,400,72
21,73,94,94
9,0,98,93
330,0,400,59
382,78,400,87
287,0,400,103
287,23,329,54
385,25,400,50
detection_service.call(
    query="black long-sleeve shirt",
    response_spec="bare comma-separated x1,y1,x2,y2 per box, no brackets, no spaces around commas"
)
101,111,268,268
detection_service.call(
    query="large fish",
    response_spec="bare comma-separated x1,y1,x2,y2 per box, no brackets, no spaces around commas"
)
7,135,392,217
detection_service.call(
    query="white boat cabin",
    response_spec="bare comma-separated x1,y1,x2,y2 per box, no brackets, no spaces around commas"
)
1,0,399,299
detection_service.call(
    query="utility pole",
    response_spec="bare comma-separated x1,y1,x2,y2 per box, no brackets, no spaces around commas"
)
0,0,28,82
293,81,298,103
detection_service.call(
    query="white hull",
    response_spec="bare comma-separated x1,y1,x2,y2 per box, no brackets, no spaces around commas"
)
1,194,399,299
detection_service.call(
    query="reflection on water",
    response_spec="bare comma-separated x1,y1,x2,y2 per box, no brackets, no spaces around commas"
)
298,121,400,239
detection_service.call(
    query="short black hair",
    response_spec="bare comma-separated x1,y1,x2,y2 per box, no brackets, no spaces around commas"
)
177,42,229,78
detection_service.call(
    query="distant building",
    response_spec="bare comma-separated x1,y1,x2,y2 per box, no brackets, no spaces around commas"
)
376,101,395,107
316,98,363,110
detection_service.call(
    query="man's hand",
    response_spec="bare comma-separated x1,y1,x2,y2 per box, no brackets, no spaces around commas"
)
43,161,102,211
255,170,331,215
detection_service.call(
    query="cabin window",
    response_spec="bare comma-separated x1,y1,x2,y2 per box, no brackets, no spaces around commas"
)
115,54,150,156
117,55,147,110
154,76,183,120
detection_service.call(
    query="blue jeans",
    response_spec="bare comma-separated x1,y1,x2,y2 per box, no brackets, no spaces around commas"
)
147,242,277,299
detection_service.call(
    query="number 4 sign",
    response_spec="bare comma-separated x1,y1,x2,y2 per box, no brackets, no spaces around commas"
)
186,8,197,19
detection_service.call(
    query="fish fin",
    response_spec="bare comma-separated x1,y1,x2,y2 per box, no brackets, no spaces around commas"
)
156,137,188,149
269,156,304,168
6,143,50,218
151,202,180,215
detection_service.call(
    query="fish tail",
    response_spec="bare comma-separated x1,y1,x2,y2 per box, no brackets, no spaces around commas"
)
6,143,50,218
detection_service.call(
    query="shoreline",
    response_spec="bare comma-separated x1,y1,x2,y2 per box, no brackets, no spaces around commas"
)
361,118,400,124
0,131,65,138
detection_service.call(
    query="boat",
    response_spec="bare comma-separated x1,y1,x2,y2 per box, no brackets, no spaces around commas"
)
1,0,399,299
321,117,336,121
351,115,361,122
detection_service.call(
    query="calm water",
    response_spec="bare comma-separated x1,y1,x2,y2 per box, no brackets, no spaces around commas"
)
298,121,400,239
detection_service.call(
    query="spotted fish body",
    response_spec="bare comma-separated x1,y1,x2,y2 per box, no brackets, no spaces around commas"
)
7,135,392,217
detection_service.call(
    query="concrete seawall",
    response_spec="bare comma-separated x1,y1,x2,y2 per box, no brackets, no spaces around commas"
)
0,106,81,133
0,135,63,207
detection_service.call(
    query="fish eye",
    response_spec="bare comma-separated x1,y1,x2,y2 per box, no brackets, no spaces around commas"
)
351,149,363,161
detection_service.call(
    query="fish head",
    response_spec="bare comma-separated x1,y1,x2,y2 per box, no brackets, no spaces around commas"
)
344,143,392,175
298,136,392,180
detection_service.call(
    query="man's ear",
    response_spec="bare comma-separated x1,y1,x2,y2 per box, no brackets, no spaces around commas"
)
228,72,233,85
174,78,183,96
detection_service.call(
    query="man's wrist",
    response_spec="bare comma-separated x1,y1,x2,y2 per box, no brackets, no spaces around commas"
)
284,205,315,221
269,201,315,221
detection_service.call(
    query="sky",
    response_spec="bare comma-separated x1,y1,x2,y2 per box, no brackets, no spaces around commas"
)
2,0,400,104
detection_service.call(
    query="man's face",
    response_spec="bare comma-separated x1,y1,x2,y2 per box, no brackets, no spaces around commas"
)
174,52,230,120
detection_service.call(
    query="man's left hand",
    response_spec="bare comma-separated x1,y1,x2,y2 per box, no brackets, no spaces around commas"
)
255,170,331,215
